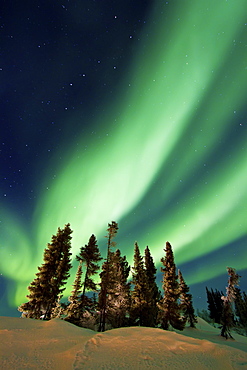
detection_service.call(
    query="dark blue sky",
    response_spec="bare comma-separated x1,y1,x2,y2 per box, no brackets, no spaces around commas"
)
1,0,246,316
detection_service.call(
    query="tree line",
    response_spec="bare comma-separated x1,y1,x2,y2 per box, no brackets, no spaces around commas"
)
18,221,243,339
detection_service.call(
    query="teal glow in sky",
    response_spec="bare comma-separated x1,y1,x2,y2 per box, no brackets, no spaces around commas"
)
0,0,246,312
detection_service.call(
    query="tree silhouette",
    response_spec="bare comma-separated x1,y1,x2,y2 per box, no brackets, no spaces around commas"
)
206,287,224,324
18,224,72,319
144,246,160,327
77,234,102,306
178,269,197,328
235,288,247,334
98,221,118,332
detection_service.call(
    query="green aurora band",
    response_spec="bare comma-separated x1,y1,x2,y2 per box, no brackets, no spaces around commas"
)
1,0,247,306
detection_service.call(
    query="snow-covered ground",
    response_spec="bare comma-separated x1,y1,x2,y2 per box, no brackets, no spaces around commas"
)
1,316,247,369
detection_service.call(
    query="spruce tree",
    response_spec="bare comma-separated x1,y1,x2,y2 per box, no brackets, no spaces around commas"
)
206,287,214,322
54,224,73,302
65,260,83,323
130,242,149,326
206,287,224,324
235,288,247,335
213,288,224,322
66,234,102,326
106,249,131,328
214,288,224,323
144,246,160,327
221,267,240,339
178,269,197,328
18,224,73,319
98,221,118,332
77,234,102,307
158,241,185,330
50,296,65,319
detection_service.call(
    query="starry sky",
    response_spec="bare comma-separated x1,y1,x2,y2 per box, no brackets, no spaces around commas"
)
1,0,247,316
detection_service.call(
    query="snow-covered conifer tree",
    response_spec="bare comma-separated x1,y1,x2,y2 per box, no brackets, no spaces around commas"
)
65,260,83,322
158,241,185,330
106,249,131,328
130,242,150,326
220,267,240,339
178,269,197,328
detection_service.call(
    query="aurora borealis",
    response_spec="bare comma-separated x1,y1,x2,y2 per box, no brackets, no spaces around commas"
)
1,0,247,315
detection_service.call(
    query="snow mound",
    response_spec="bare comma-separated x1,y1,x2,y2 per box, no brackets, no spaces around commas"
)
0,316,94,369
1,316,247,370
74,326,247,369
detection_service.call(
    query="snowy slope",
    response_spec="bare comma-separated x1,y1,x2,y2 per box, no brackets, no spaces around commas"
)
1,316,247,369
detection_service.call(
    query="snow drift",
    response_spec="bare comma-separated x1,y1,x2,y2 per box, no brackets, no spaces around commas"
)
1,316,247,369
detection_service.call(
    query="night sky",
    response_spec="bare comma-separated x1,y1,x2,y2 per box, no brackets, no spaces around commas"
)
1,0,247,316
